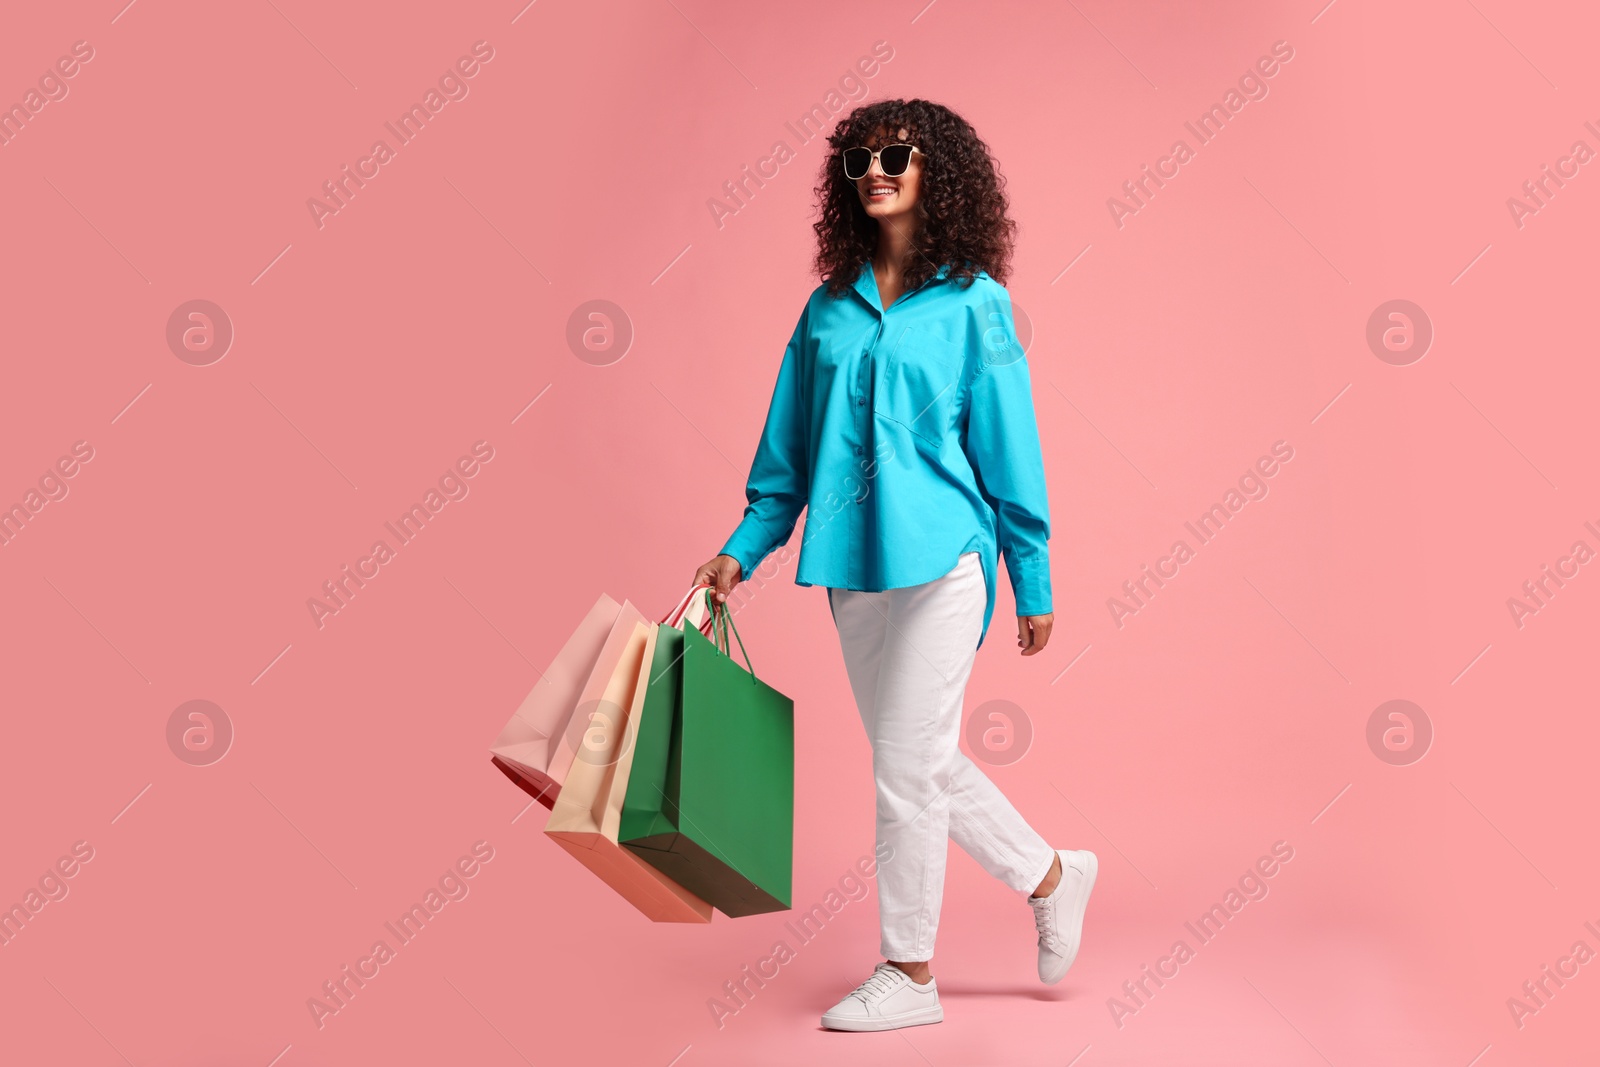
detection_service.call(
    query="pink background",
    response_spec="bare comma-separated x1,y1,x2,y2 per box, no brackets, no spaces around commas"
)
2,1,1597,1064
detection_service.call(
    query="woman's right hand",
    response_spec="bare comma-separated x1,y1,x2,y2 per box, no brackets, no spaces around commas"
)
693,554,744,604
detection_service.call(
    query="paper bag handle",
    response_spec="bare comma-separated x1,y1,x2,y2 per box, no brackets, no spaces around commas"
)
706,590,755,678
663,583,716,633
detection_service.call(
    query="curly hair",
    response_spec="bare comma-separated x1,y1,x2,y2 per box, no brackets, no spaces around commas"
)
812,98,1016,298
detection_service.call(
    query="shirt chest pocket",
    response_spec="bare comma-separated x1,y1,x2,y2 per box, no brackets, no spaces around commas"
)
874,328,965,444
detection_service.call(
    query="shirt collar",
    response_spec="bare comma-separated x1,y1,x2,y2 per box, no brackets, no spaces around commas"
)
852,259,954,311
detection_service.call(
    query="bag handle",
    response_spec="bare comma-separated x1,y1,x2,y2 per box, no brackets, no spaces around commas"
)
662,583,716,634
705,589,755,678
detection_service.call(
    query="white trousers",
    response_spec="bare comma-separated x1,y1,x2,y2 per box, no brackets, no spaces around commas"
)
828,551,1057,962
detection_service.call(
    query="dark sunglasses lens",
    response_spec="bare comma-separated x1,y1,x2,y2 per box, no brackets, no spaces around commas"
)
880,145,913,175
842,148,872,179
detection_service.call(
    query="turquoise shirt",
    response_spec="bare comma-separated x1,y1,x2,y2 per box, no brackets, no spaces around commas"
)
720,259,1053,649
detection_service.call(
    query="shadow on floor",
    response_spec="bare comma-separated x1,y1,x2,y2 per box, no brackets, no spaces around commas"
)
929,981,1075,1001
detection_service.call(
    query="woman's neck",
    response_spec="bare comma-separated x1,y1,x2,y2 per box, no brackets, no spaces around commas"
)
873,217,918,280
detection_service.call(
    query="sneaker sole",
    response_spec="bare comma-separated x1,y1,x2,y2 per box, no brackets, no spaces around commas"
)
821,1005,944,1032
1042,849,1098,985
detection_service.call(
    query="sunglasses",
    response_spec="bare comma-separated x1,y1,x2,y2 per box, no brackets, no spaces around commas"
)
842,144,922,180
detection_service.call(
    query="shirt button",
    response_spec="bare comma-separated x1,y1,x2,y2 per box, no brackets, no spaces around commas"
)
854,446,863,456
856,398,866,406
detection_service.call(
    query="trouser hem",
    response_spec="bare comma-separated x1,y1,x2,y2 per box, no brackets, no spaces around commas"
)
881,948,935,963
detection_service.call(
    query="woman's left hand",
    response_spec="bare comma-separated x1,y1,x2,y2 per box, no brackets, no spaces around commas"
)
1017,614,1053,655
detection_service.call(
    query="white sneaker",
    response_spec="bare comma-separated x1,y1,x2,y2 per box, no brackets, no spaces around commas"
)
1030,849,1097,984
820,962,943,1032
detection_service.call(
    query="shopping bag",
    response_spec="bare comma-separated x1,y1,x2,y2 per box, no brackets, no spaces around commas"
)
488,595,643,808
621,591,794,917
541,599,649,791
545,619,714,923
617,582,716,846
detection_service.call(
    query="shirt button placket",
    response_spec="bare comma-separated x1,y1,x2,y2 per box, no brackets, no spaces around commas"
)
850,344,872,586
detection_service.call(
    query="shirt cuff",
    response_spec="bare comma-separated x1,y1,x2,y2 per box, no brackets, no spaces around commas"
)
719,519,771,582
1008,553,1053,616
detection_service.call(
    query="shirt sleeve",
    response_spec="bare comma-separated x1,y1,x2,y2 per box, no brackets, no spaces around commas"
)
719,306,811,581
961,293,1053,616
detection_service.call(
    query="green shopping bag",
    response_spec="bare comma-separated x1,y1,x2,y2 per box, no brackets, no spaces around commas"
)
619,591,793,916
617,624,688,844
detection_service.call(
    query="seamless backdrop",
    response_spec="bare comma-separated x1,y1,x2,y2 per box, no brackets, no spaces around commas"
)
1,1,1597,1065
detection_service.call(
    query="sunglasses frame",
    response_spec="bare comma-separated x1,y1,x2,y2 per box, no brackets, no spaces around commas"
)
841,143,923,181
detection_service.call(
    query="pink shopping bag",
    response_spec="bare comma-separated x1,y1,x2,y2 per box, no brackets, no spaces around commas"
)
489,594,629,808
489,588,711,809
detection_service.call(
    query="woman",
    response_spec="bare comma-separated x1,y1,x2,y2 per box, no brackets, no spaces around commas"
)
693,99,1097,1033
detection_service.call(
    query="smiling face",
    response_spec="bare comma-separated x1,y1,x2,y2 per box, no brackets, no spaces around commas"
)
853,125,922,227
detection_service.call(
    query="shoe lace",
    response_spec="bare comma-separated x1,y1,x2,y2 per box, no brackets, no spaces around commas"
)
1032,893,1059,947
850,964,907,1003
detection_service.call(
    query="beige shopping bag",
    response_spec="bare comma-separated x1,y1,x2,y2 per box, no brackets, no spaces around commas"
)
545,619,714,923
